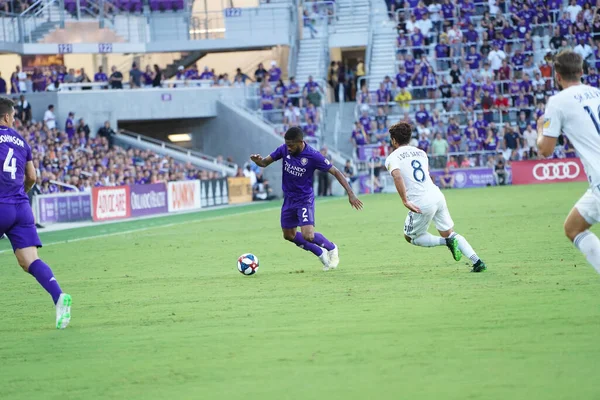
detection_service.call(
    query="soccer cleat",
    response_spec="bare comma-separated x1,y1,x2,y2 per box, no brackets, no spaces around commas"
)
445,237,463,261
56,293,72,330
471,260,487,273
328,244,339,269
319,249,331,271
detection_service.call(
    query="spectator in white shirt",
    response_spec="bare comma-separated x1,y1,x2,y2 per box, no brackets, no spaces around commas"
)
487,43,506,74
479,62,494,81
574,42,593,61
416,13,433,40
43,105,56,130
523,124,537,157
405,15,417,34
566,0,582,23
283,103,301,125
243,164,257,186
16,66,27,93
427,1,442,33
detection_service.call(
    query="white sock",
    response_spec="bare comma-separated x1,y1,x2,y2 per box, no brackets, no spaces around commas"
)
450,232,480,264
574,230,600,274
412,233,446,247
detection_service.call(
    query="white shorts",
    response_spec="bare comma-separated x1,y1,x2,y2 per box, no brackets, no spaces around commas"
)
404,197,455,238
575,189,600,225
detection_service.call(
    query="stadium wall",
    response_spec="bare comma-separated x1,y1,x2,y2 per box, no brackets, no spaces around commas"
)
194,101,285,197
21,88,246,134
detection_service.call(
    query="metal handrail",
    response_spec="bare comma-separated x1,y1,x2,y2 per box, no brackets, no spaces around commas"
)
50,180,79,192
365,3,374,77
119,130,238,170
287,2,299,79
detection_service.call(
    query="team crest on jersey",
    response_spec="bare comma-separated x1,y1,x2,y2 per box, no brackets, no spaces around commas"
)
301,157,308,166
543,118,551,129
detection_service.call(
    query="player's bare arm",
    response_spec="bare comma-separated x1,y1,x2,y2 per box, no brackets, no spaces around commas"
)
24,161,36,193
328,166,363,210
250,154,274,168
390,169,421,213
536,116,557,158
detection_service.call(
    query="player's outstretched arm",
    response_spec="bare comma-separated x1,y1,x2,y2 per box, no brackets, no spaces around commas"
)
390,169,421,213
328,166,363,210
250,154,275,168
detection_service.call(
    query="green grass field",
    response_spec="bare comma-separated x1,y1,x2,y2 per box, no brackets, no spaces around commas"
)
1,182,600,400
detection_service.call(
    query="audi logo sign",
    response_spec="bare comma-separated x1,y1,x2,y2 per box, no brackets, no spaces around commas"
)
532,162,580,180
512,159,587,185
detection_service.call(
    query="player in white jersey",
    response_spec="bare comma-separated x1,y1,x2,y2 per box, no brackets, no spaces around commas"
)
537,50,600,274
384,122,486,272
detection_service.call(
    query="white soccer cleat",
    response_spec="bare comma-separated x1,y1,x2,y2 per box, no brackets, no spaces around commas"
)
328,245,339,269
319,250,331,271
56,293,72,330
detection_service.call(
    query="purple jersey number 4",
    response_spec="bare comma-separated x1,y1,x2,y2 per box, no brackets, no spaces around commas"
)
0,127,31,204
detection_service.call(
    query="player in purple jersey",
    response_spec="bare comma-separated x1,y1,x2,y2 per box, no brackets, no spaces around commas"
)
0,98,71,329
250,127,363,270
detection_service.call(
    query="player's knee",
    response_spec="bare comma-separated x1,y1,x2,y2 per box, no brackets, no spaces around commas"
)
404,234,412,243
438,229,454,238
283,232,296,242
563,223,580,242
302,232,314,242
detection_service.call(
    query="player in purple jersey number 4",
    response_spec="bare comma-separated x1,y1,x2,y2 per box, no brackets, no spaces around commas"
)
0,97,71,329
251,127,363,271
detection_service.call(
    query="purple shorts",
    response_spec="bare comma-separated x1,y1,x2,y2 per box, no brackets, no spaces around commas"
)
0,202,42,252
280,196,315,229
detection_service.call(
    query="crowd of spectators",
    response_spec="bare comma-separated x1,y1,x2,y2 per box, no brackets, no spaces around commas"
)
353,0,589,172
10,99,229,193
0,62,253,93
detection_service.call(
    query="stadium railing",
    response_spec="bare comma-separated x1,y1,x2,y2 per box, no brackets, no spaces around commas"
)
55,79,230,91
302,0,337,26
118,130,238,175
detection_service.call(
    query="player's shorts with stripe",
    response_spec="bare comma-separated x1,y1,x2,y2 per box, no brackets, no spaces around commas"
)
575,187,600,225
404,197,454,238
281,196,315,229
0,202,42,252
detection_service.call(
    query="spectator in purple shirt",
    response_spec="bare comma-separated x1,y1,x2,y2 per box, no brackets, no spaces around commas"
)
397,31,409,55
586,67,600,87
268,61,281,83
303,75,320,95
515,93,530,117
185,65,198,80
65,112,75,139
411,28,425,59
474,113,488,135
199,66,213,80
417,134,430,153
395,66,410,89
464,24,478,43
415,104,430,125
376,83,390,106
287,77,301,106
441,0,454,23
512,49,525,77
359,111,372,134
434,37,450,69
32,68,46,92
462,77,477,102
404,54,416,75
557,14,571,36
484,128,499,151
466,45,482,71
94,67,108,83
303,117,317,137
261,86,275,121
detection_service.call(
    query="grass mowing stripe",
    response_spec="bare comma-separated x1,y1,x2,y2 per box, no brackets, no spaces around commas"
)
0,196,348,254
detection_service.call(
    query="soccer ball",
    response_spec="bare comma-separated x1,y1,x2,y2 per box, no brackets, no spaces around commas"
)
237,253,259,275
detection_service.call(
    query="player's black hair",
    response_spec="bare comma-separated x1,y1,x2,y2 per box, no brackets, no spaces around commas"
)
389,122,413,146
0,97,15,118
284,126,304,142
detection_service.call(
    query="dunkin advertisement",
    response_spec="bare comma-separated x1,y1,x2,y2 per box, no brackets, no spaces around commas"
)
130,183,168,217
92,186,131,222
167,180,201,212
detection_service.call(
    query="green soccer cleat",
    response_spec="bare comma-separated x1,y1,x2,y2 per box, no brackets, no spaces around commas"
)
471,260,487,273
56,293,72,330
445,237,462,261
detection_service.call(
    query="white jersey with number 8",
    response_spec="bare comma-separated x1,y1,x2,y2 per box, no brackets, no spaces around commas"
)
543,84,600,189
385,145,443,207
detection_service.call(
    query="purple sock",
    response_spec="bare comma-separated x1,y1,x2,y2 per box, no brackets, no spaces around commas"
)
293,232,323,256
314,232,335,251
28,259,62,305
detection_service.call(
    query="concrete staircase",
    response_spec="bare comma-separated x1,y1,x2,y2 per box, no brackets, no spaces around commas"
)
367,2,396,91
334,0,369,37
323,101,358,157
295,34,328,82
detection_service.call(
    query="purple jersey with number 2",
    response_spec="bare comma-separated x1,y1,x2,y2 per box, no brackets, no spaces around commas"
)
269,142,332,228
0,126,42,251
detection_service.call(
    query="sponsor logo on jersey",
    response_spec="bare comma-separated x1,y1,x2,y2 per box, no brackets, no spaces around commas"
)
543,118,551,129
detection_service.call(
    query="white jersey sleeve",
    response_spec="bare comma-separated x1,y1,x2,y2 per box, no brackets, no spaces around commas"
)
385,153,401,173
542,96,563,138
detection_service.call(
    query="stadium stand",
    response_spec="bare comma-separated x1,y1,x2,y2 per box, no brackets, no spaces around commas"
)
353,0,579,178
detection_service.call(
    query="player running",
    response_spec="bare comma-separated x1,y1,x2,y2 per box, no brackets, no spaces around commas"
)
537,50,600,274
0,97,71,329
385,122,486,272
251,127,363,270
